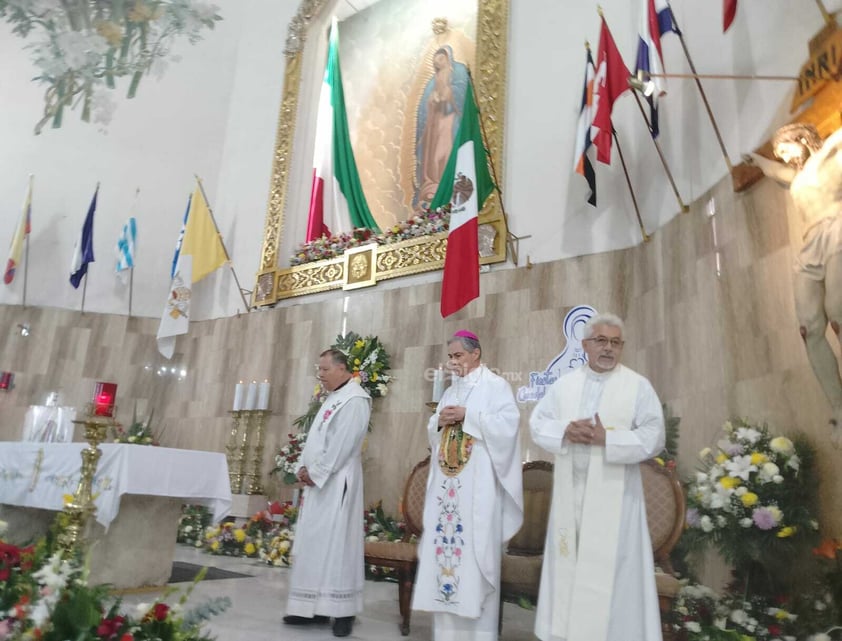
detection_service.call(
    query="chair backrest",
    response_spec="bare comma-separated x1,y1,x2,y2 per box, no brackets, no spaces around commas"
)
506,460,554,555
640,459,685,569
401,456,431,539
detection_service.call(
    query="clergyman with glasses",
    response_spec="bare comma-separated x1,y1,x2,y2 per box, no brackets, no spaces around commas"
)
412,330,523,641
529,313,665,641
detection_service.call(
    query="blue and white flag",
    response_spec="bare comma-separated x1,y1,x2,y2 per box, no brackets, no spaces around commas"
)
116,217,137,276
70,186,98,289
171,194,191,279
634,0,679,138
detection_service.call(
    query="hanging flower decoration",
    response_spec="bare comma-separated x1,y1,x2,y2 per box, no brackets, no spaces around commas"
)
0,0,222,133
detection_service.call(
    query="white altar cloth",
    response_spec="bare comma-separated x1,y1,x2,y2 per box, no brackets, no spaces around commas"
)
0,442,232,528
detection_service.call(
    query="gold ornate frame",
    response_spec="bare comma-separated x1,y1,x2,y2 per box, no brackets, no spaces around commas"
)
253,0,509,305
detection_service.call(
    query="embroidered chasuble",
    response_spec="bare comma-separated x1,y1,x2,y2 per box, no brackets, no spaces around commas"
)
412,365,523,641
529,364,665,641
286,379,371,618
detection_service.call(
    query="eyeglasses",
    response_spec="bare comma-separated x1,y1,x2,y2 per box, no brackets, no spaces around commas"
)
584,336,624,348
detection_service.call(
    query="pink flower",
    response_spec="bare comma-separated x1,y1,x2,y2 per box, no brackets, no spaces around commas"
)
454,549,462,557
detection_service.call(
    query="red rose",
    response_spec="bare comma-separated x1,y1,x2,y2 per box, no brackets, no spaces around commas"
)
152,602,169,621
768,624,782,636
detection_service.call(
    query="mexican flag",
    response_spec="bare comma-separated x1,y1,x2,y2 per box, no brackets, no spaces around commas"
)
305,17,380,242
430,82,494,318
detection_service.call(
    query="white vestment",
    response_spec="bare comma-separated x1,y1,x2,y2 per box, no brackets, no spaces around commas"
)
413,365,524,641
529,364,665,641
286,379,371,618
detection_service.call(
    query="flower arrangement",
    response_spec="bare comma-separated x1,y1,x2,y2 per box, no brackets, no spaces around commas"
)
0,0,222,133
196,502,298,566
271,332,392,485
0,520,228,641
270,432,309,485
202,521,259,558
112,408,161,445
289,207,451,266
684,418,818,591
176,505,212,546
363,500,408,581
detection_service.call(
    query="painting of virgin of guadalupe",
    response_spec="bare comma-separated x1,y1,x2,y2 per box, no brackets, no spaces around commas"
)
414,45,469,209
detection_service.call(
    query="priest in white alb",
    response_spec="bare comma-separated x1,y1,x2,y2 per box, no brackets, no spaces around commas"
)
529,313,664,641
412,330,523,641
284,348,371,638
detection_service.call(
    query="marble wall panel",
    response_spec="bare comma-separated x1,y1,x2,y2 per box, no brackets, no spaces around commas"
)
1,172,841,534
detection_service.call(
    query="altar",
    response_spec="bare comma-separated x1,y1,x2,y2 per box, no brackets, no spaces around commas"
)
0,442,232,589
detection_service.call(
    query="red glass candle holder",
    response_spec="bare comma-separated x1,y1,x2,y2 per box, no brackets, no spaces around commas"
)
93,382,118,417
0,372,13,390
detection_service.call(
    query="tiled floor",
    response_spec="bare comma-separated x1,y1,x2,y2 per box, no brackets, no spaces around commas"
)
118,546,538,640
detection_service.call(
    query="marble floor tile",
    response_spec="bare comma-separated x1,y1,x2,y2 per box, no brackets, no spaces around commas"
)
117,546,538,641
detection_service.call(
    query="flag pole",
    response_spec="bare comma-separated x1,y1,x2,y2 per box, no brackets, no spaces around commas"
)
629,89,689,212
612,128,650,243
81,273,88,315
666,2,733,173
465,69,530,266
193,175,252,313
23,174,33,309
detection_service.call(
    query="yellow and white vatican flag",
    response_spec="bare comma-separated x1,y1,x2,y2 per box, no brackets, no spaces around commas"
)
156,183,226,359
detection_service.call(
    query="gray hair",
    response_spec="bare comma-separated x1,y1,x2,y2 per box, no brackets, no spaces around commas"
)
583,313,625,339
320,348,348,369
448,334,482,356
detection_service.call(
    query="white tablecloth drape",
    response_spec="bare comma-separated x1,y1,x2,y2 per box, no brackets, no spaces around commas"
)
0,442,232,528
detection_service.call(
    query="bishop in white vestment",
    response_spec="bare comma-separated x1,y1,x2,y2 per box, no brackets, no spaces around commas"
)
529,314,665,641
412,330,523,641
285,348,371,638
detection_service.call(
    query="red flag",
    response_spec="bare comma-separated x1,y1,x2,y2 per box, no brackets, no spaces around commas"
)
591,17,631,164
723,0,738,32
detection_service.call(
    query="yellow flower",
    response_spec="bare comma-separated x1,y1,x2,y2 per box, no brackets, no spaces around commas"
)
372,373,378,381
777,526,797,538
355,340,365,349
279,540,291,553
740,492,758,507
354,358,361,365
749,452,767,465
63,494,74,506
210,540,220,551
770,436,795,455
234,529,246,543
719,476,741,490
774,609,791,620
244,542,256,555
716,452,728,464
655,457,665,466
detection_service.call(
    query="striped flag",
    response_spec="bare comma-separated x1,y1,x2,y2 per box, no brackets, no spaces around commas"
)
574,48,598,206
430,82,494,318
723,0,738,32
634,0,679,138
115,217,137,278
591,16,631,164
70,186,98,289
4,176,32,285
305,16,380,242
171,194,191,279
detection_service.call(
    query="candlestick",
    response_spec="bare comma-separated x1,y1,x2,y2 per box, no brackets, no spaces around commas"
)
232,381,245,411
257,380,270,410
432,365,444,403
245,381,258,410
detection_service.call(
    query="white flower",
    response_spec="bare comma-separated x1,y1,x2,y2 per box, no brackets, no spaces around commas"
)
770,436,795,455
759,462,780,481
814,600,827,611
808,634,831,641
739,517,753,528
735,486,747,496
696,471,708,483
723,420,734,433
730,609,748,625
716,515,727,526
685,621,701,633
377,383,388,396
773,475,784,484
366,535,379,542
700,515,714,532
786,455,800,472
699,447,712,460
724,454,756,480
736,427,761,444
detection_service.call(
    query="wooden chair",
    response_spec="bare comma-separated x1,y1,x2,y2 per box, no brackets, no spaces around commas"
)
640,458,686,638
363,456,430,636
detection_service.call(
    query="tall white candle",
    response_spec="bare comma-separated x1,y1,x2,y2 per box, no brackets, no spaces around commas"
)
432,365,445,403
245,381,258,410
257,380,271,410
232,382,245,411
